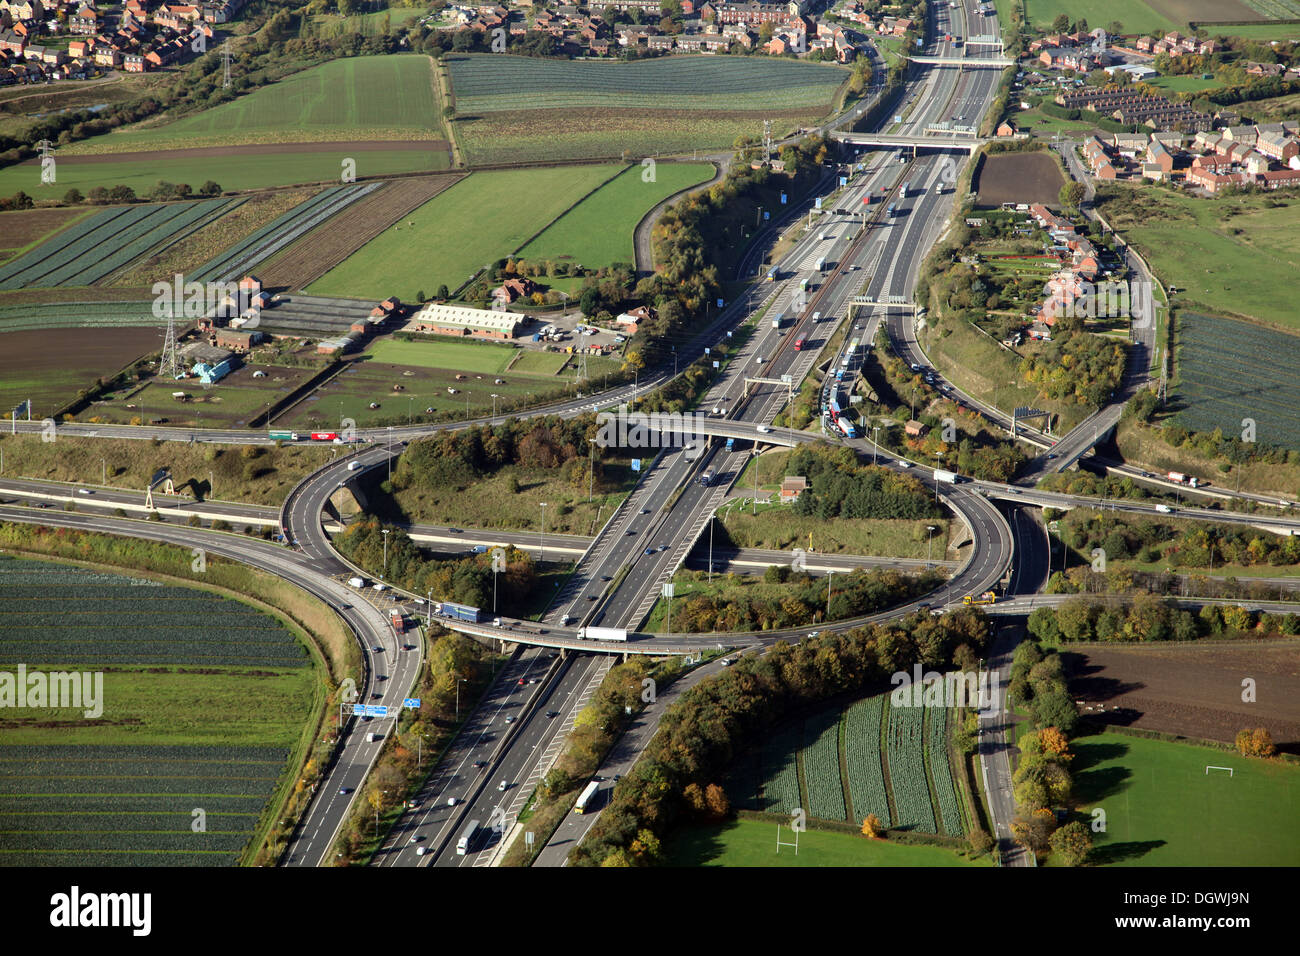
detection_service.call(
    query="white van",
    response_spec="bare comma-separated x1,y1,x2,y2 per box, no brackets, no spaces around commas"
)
347,461,363,472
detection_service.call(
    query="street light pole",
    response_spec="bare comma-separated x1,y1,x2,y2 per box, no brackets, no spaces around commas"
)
872,426,880,465
456,678,467,718
588,438,597,503
826,570,835,621
491,393,498,426
927,524,937,564
381,528,390,579
708,515,714,584
387,425,393,481
539,502,547,563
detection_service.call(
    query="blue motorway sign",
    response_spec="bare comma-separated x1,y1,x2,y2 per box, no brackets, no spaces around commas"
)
351,704,389,717
403,698,421,710
780,192,787,204
839,177,847,186
815,196,822,209
631,458,641,472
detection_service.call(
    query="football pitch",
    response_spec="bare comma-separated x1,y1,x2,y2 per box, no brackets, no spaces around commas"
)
666,818,988,867
1072,731,1300,866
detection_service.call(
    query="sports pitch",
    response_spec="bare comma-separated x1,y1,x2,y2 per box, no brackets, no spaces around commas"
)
667,817,987,867
1072,731,1300,866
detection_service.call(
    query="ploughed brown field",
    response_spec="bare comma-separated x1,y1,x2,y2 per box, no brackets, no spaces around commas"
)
0,207,91,262
973,151,1066,209
0,325,160,417
257,174,465,291
1063,642,1300,754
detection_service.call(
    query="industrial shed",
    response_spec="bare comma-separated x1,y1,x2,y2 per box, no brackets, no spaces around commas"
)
407,304,525,340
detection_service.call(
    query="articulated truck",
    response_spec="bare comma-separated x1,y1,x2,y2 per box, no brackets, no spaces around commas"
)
577,626,628,642
934,469,961,483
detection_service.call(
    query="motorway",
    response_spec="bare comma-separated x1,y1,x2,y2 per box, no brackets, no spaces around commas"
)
6,0,1271,870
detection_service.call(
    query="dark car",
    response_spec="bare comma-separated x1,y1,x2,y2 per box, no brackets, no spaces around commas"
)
546,711,559,718
473,760,487,768
339,787,352,795
626,529,637,536
644,548,654,555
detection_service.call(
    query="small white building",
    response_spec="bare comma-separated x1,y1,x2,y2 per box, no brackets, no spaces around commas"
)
407,303,525,339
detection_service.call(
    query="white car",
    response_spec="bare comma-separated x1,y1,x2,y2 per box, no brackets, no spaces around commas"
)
77,488,92,495
416,846,428,856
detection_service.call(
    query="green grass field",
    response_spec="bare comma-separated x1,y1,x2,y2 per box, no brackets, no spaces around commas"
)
1094,185,1300,329
308,165,622,300
366,338,516,374
1145,74,1224,94
0,148,448,198
667,818,986,866
1210,21,1300,40
718,504,953,560
517,163,714,267
63,57,442,154
1023,0,1175,32
1072,731,1300,866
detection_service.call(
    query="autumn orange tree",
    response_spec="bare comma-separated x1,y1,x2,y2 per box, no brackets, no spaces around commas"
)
860,813,885,839
1235,727,1276,758
1049,820,1093,866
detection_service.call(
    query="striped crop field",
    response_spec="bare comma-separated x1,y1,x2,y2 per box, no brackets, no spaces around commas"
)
1173,312,1300,451
886,698,936,832
0,746,289,866
447,53,848,114
843,695,891,825
62,56,444,155
926,707,965,836
801,707,847,822
726,690,972,835
0,199,238,290
758,720,803,815
0,556,317,866
0,301,160,333
445,54,847,165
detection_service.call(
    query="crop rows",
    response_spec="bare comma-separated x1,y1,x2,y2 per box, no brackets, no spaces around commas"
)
2,611,275,627
0,772,284,797
1,832,251,854
0,812,258,833
0,302,162,333
0,744,288,770
800,708,846,822
0,850,231,866
926,707,964,836
448,53,845,114
0,200,234,289
60,198,236,287
0,794,266,814
759,720,803,815
843,695,891,824
886,699,937,833
1174,312,1300,448
0,206,137,287
193,183,380,283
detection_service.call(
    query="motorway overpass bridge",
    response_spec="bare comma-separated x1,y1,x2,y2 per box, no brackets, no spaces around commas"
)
833,132,987,152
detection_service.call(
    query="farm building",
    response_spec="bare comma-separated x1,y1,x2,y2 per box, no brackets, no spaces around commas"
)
779,476,808,503
317,331,364,355
904,419,927,438
181,342,234,366
406,303,524,340
191,358,234,384
615,305,656,334
213,329,265,352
